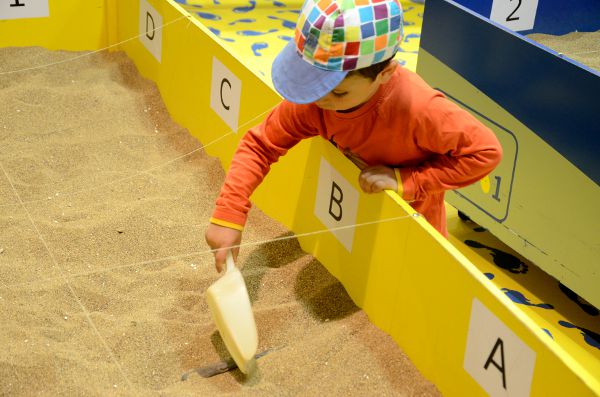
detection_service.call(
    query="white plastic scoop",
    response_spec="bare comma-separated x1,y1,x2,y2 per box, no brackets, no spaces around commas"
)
205,251,258,374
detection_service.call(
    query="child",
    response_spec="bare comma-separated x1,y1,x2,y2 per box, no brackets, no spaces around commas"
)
206,0,502,272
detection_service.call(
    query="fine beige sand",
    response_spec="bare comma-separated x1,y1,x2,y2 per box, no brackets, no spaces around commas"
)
0,47,441,396
528,29,600,72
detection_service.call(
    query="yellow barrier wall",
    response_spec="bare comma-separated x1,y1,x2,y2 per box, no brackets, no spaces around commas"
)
0,0,112,50
259,136,600,397
2,0,599,396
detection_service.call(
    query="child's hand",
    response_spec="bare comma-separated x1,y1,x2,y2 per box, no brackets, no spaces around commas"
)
358,165,398,193
205,223,242,273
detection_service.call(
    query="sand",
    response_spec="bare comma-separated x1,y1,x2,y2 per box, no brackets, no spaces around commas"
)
528,29,600,72
0,47,441,396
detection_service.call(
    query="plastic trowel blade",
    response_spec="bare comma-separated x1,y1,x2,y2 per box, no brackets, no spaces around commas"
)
205,251,258,374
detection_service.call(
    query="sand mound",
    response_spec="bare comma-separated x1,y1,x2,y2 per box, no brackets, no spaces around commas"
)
0,47,440,396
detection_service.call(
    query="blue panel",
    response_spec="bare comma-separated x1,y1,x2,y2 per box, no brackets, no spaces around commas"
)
452,0,600,35
420,0,600,185
451,0,491,20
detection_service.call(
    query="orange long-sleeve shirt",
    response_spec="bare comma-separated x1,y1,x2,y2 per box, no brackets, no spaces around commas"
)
211,66,502,236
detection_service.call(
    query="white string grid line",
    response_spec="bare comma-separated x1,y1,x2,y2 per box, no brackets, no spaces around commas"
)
0,13,203,390
0,10,416,390
0,104,277,208
0,161,134,389
1,215,412,291
570,49,600,56
0,10,278,208
0,14,191,76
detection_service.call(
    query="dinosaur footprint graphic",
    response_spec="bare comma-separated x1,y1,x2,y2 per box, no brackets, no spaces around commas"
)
251,42,268,56
233,0,256,13
559,321,600,350
558,282,599,316
501,288,553,309
465,240,528,274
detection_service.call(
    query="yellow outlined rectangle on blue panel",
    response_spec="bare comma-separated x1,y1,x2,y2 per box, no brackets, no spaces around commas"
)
418,0,600,311
418,46,600,309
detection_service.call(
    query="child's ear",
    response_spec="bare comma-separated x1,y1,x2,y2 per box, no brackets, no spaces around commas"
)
378,60,398,83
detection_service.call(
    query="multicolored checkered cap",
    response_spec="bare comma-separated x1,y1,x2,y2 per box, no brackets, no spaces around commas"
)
272,0,404,104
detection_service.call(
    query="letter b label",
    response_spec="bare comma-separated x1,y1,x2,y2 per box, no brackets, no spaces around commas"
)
314,158,359,252
328,181,344,221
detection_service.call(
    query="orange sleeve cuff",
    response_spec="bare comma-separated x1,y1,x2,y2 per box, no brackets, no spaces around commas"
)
394,168,404,197
209,217,244,231
398,167,415,201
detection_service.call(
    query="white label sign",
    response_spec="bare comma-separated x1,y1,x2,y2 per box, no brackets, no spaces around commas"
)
210,57,242,133
490,0,539,32
314,158,359,252
464,298,536,397
139,0,163,62
0,0,49,20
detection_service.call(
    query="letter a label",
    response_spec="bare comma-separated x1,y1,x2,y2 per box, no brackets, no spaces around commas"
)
464,298,536,397
139,0,163,62
314,158,359,252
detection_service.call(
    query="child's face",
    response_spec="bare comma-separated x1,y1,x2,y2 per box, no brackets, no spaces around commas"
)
313,74,381,111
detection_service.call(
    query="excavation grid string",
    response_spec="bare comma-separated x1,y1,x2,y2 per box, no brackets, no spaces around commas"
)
0,214,413,291
0,104,276,208
0,13,231,388
0,12,413,278
0,14,191,76
0,161,135,389
0,9,414,391
0,14,280,208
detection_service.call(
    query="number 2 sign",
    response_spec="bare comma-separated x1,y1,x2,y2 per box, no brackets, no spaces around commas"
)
490,0,539,32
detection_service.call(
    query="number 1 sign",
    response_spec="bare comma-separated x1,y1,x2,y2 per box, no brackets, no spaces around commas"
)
490,0,539,32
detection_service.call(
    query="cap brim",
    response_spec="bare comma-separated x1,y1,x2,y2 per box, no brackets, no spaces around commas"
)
271,40,348,104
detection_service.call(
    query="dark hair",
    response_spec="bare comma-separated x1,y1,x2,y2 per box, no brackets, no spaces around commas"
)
347,57,394,80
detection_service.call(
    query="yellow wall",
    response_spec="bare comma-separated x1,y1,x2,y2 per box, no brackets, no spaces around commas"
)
0,0,112,50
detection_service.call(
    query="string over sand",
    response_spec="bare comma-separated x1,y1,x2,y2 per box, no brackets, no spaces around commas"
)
528,29,600,72
0,47,440,396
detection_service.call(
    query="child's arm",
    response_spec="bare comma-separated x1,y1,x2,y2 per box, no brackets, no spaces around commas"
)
398,97,503,201
205,102,319,270
355,97,502,199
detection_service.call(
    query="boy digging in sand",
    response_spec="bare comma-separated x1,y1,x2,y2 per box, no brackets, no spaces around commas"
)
206,0,502,271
